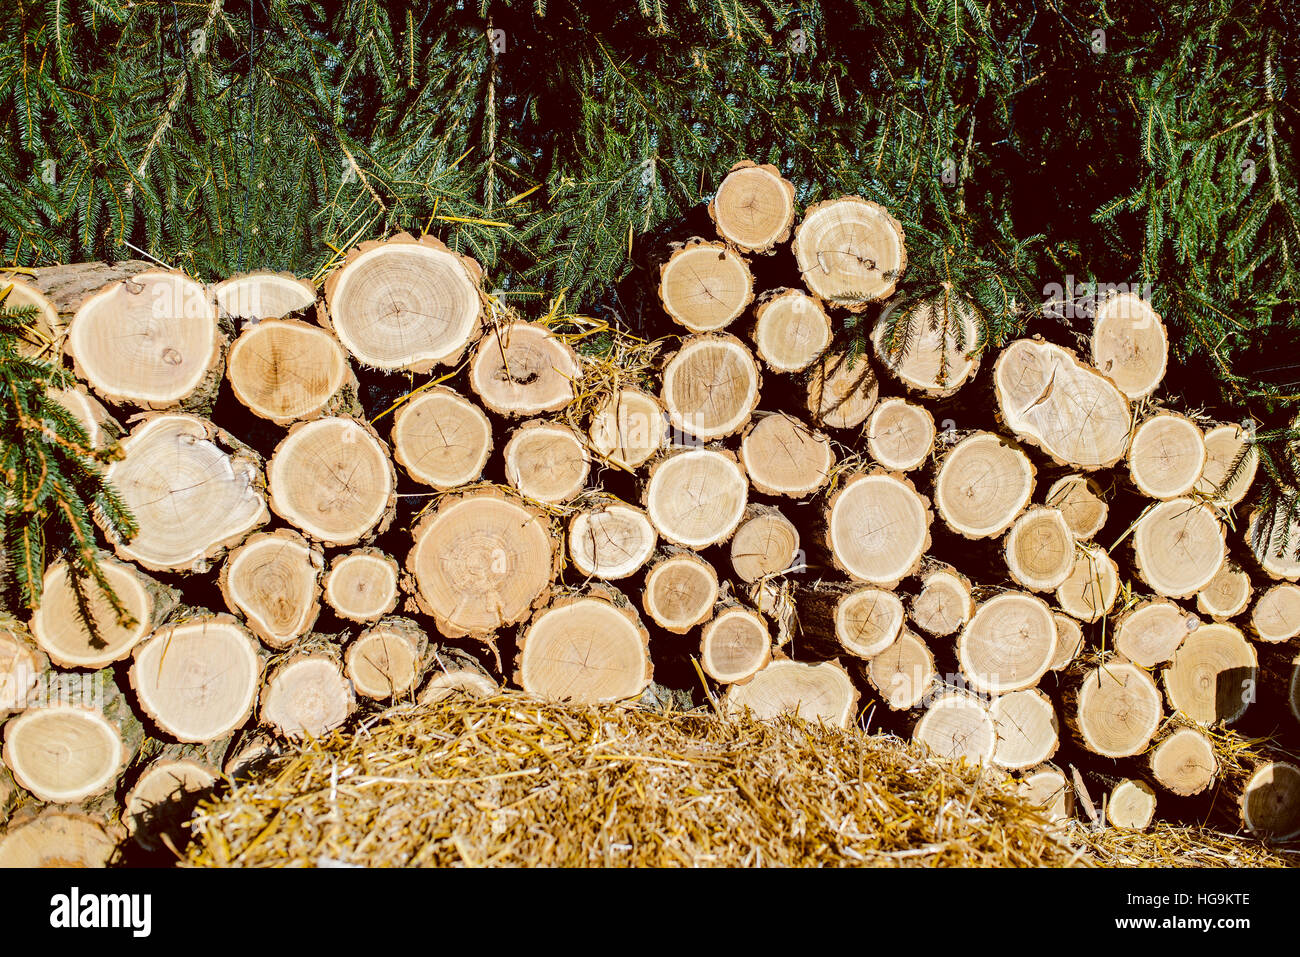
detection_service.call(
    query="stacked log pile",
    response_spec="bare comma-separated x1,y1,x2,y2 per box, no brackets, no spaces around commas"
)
2,158,1300,866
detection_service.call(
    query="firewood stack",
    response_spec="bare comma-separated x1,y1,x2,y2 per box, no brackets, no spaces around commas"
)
2,158,1300,866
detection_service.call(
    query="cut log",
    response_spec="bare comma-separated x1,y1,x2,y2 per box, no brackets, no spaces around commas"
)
260,651,356,741
739,412,834,497
658,238,754,332
994,338,1131,470
1055,545,1120,622
935,432,1035,539
1047,613,1084,672
267,416,396,547
792,581,904,659
825,472,931,587
1067,661,1164,758
1004,507,1075,592
322,548,401,623
588,388,667,470
30,554,179,669
391,386,493,489
1219,759,1300,841
1017,764,1073,822
724,658,858,728
66,270,223,410
1127,412,1206,499
805,350,878,430
729,505,799,583
218,529,324,649
1,274,63,359
700,604,772,684
1132,498,1225,598
0,627,44,716
123,758,220,846
957,591,1058,694
503,420,590,504
130,615,263,743
641,549,719,633
225,317,359,424
1161,622,1258,726
1147,724,1217,797
322,232,482,372
708,160,797,254
910,563,974,638
1250,583,1300,643
792,196,906,308
568,499,657,580
515,588,652,704
212,271,316,323
103,414,268,573
48,383,124,454
1091,292,1168,400
643,448,748,548
870,296,981,397
660,333,762,440
1045,474,1109,541
407,489,556,640
1247,508,1300,581
866,397,935,471
1114,599,1200,668
0,811,118,867
1107,779,1157,829
1196,560,1253,620
1195,423,1258,506
469,321,581,416
345,617,429,700
419,647,498,704
866,629,936,711
912,691,996,765
991,689,1059,771
750,288,832,372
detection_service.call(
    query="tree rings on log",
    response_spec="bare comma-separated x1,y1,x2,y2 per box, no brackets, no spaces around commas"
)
1195,423,1258,506
219,529,324,649
792,196,906,308
323,548,400,623
991,689,1059,771
568,500,657,580
1114,599,1198,668
1107,779,1157,829
739,412,833,497
123,758,219,843
1197,560,1252,620
828,587,905,658
1236,761,1300,841
470,322,581,416
935,432,1035,539
644,449,748,548
212,271,316,323
1056,545,1120,622
866,629,936,710
1071,662,1163,758
419,649,498,704
391,386,492,489
1127,412,1206,499
725,658,858,728
1017,765,1073,822
729,505,799,583
641,550,719,633
1045,474,1108,541
1,274,63,359
226,318,357,424
913,691,996,764
708,160,797,254
805,350,878,429
588,388,667,470
751,288,831,372
660,333,761,440
1004,507,1075,592
1132,498,1225,598
48,384,122,450
503,420,590,504
0,811,117,868
700,605,771,683
261,653,355,741
104,414,268,573
0,629,43,715
870,296,981,397
826,472,931,587
866,398,935,471
957,591,1058,694
1148,725,1217,797
267,416,396,547
910,564,973,637
1048,613,1084,672
1091,292,1168,400
1247,509,1300,582
658,238,754,332
345,617,428,700
322,233,482,372
1251,583,1300,643
1162,622,1257,726
2,702,128,803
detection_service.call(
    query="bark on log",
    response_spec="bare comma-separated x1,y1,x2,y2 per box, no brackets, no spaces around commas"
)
791,580,904,659
792,196,906,308
866,397,935,471
218,528,324,649
322,548,401,623
1127,411,1206,500
1091,291,1168,400
739,412,834,497
503,420,590,504
708,160,797,254
1161,622,1258,726
567,498,658,580
469,321,581,416
660,333,761,440
1216,758,1300,840
640,549,719,633
643,448,748,548
391,386,493,490
870,296,981,397
750,288,831,372
724,657,859,728
419,646,498,703
226,317,360,424
658,238,754,333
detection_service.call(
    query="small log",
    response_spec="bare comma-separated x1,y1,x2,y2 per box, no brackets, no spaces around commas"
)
225,318,360,425
870,296,981,397
1091,291,1168,400
515,587,653,704
640,549,719,633
469,321,581,416
804,350,878,430
1161,622,1258,726
911,690,996,764
643,448,748,548
660,333,762,441
104,413,269,573
1132,498,1225,598
322,232,483,372
750,288,831,372
122,758,220,848
419,646,498,703
825,471,931,587
48,384,124,449
658,238,754,332
1127,412,1206,499
866,629,936,711
724,657,859,728
739,412,834,497
792,196,906,308
791,580,904,659
1146,724,1217,797
866,397,935,471
322,548,401,623
1217,758,1300,841
1196,560,1253,620
957,591,1058,694
0,810,118,867
1107,778,1157,829
1195,423,1258,506
729,504,799,583
1113,599,1199,668
0,627,44,716
212,271,316,323
588,388,667,470
990,688,1059,771
219,529,324,650
0,274,63,359
1056,545,1120,622
909,562,974,638
934,432,1035,539
1017,764,1073,822
260,648,356,741
708,160,797,254
1047,612,1085,672
130,614,263,743
1065,661,1164,758
1250,583,1300,643
345,616,429,700
1004,507,1075,592
700,603,772,684
391,386,493,489
567,499,657,580
994,338,1131,470
503,420,590,504
406,488,557,641
1045,474,1109,541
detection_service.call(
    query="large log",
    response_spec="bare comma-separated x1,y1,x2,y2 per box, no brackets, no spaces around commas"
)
1132,498,1225,598
1113,599,1199,668
724,657,858,728
825,471,931,587
1161,622,1258,726
934,432,1035,539
1127,412,1205,500
225,318,359,424
708,160,797,254
218,529,324,649
956,591,1058,694
870,296,981,397
469,322,581,416
391,386,493,489
658,238,754,332
0,810,119,867
503,420,590,504
1146,724,1217,797
1090,292,1168,400
792,196,906,308
700,603,772,684
660,334,762,441
1065,661,1164,758
739,412,834,497
643,448,748,548
750,288,832,372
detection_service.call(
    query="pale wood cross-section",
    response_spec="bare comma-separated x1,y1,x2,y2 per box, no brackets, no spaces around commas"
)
871,296,981,397
1132,498,1225,598
323,548,401,623
1195,423,1258,507
212,271,316,322
1196,559,1253,620
219,529,324,649
345,617,428,700
1148,725,1217,797
724,658,858,728
751,288,832,372
729,505,799,583
640,550,719,633
827,472,931,588
935,432,1035,539
700,604,771,684
588,388,667,470
503,420,590,504
1114,599,1199,667
805,350,878,430
739,412,834,497
708,160,797,254
866,629,936,711
1161,622,1258,725
660,333,762,441
866,397,935,472
0,812,117,868
1004,507,1075,592
470,322,582,416
1069,661,1163,758
226,318,358,424
793,196,906,308
643,449,748,548
1107,779,1157,829
1091,291,1168,400
913,691,996,764
991,689,1059,771
1251,582,1300,643
568,500,658,580
957,591,1058,694
391,386,493,489
1127,412,1206,499
658,238,754,332
1056,545,1121,622
1045,474,1109,540
910,564,974,637
2,702,129,804
260,653,356,741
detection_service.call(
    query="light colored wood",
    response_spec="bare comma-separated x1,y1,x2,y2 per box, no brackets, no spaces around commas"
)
212,271,315,322
226,317,358,424
419,648,498,704
994,338,1131,470
957,591,1058,694
1147,725,1217,796
123,758,219,841
913,691,996,764
267,416,396,547
751,288,831,372
322,548,400,623
1017,764,1073,822
2,700,129,803
1047,613,1084,672
261,652,356,741
660,333,761,440
1161,622,1258,725
1004,507,1075,592
103,414,269,573
641,550,719,633
658,238,754,332
503,420,590,504
725,658,858,728
48,384,123,450
1195,423,1258,506
1045,474,1108,540
708,160,796,254
1127,412,1205,499
870,296,981,397
1250,582,1300,642
1091,292,1168,400
700,604,771,683
470,321,581,416
0,811,117,867
1107,778,1157,829
826,472,931,587
1247,508,1300,581
1069,661,1163,758
935,432,1035,539
0,628,44,716
866,629,936,711
643,448,748,548
805,350,878,429
1229,760,1300,841
792,196,906,308
588,388,666,469
1132,498,1225,598
0,274,63,359
1114,599,1199,668
568,499,657,580
391,386,493,489
322,232,482,372
1196,560,1252,620
219,529,324,649
1056,545,1120,622
345,616,428,700
729,505,799,583
991,689,1059,771
866,398,935,471
739,412,833,497
910,564,974,637
793,582,905,659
